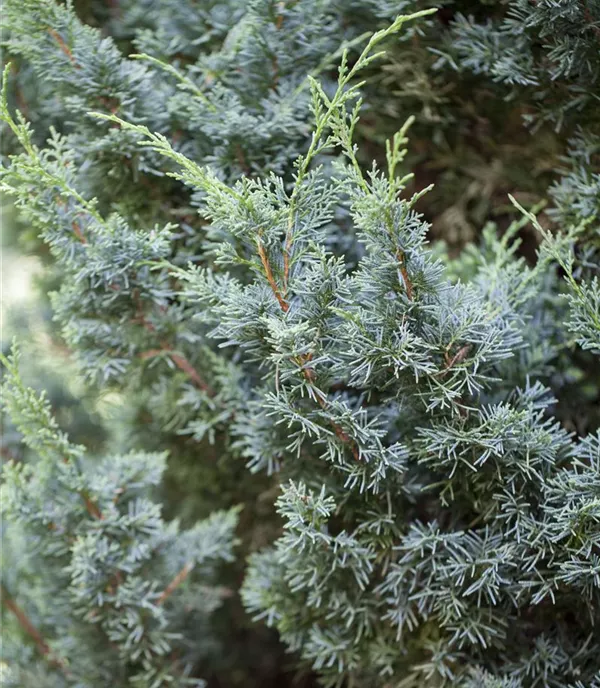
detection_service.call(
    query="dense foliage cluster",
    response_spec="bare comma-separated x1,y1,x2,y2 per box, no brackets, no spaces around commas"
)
1,347,238,688
1,1,599,687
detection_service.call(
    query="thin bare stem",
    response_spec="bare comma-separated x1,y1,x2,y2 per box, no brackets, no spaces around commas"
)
156,563,194,606
1,584,66,671
48,29,79,68
257,237,289,312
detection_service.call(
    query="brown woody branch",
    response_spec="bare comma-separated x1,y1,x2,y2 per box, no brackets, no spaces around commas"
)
156,562,194,606
170,352,213,393
257,237,289,312
271,2,286,86
82,492,103,520
71,220,87,244
1,584,66,671
140,346,215,395
283,230,293,297
132,287,214,394
299,356,360,459
55,211,212,395
48,29,79,68
54,198,87,245
444,344,472,371
59,455,103,519
396,250,413,300
235,144,250,175
255,231,361,460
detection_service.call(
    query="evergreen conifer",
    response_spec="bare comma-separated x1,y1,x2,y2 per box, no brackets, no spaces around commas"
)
2,2,599,687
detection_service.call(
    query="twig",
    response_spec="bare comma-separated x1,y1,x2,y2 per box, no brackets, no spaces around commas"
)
71,220,87,244
235,144,250,175
299,356,359,458
156,562,194,606
1,584,65,671
256,229,361,460
140,346,215,395
170,352,213,393
257,237,289,312
47,29,80,68
435,345,472,380
396,250,413,300
444,344,472,371
271,55,280,88
82,492,103,520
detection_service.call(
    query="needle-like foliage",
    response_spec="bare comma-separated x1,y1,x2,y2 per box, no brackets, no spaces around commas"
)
2,2,600,687
1,347,238,687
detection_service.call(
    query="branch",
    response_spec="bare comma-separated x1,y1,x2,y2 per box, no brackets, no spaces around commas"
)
257,237,289,312
156,562,194,606
444,344,472,371
140,346,215,395
235,144,250,175
396,250,413,300
1,584,65,671
259,233,362,460
298,358,361,461
283,230,292,297
81,492,103,520
170,352,214,394
71,220,87,244
47,29,80,68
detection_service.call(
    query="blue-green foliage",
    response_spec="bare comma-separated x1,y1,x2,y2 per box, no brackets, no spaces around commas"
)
85,13,598,685
1,347,238,687
2,2,600,687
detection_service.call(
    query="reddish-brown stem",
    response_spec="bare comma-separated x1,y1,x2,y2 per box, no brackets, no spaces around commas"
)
257,238,289,312
140,346,215,395
296,359,362,461
140,348,166,359
170,352,213,393
82,493,103,520
132,286,214,393
444,344,472,371
275,1,286,29
97,96,121,117
435,345,472,381
396,250,413,300
258,235,360,460
1,584,65,670
54,200,87,245
71,221,87,244
48,29,80,68
157,562,194,606
333,424,360,460
59,456,102,520
271,2,287,87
